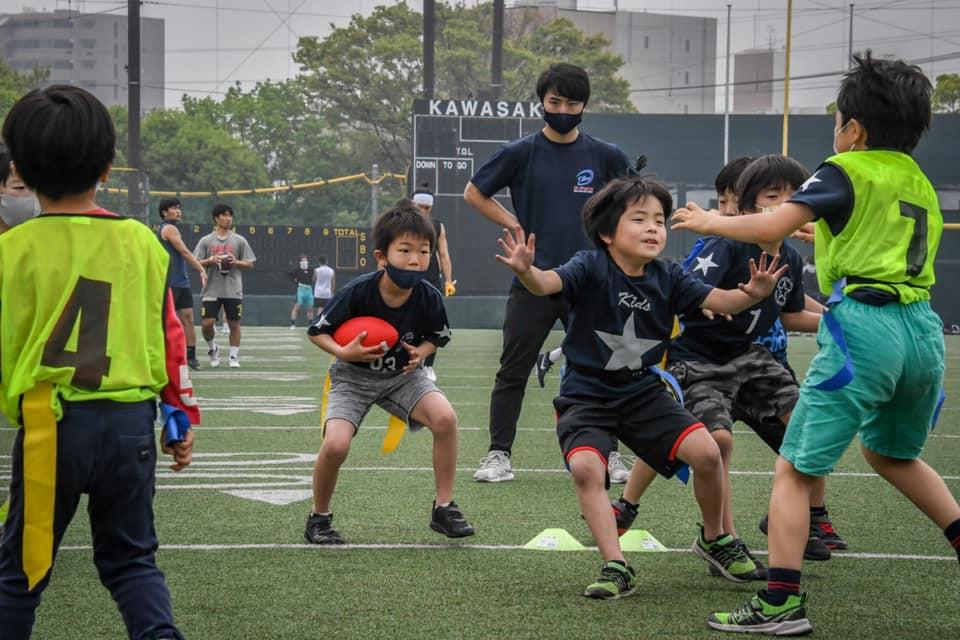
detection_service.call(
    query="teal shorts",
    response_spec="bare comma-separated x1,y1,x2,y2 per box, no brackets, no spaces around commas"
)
780,298,945,476
296,284,312,306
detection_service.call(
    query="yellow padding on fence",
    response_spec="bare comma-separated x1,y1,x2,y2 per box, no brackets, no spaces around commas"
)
102,171,406,198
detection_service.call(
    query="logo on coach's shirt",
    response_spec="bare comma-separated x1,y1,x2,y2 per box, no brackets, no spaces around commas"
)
618,292,651,311
573,169,595,194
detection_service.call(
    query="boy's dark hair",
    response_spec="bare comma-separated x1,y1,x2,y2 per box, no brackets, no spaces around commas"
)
2,85,115,201
736,155,810,212
159,197,182,218
536,63,590,105
582,176,673,250
837,50,932,153
211,203,234,220
317,255,327,265
0,144,10,186
714,156,755,194
373,202,437,254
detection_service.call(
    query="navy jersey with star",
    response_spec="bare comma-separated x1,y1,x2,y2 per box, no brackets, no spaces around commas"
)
670,238,805,364
307,270,451,373
471,131,631,271
554,250,713,399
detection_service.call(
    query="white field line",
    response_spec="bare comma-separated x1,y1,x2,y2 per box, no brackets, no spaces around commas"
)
51,542,957,562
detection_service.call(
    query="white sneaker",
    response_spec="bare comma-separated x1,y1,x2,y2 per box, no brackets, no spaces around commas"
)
473,450,514,483
289,324,296,331
208,343,220,368
607,451,633,484
228,356,240,368
423,366,437,382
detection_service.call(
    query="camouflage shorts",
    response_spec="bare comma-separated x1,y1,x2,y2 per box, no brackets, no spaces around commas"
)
667,344,799,433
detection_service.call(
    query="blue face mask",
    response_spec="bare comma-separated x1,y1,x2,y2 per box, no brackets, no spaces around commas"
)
384,263,427,290
543,110,582,135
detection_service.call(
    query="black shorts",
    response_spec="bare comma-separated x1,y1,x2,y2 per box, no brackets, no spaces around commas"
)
313,297,330,309
170,286,194,311
667,344,797,445
201,298,242,321
554,386,704,482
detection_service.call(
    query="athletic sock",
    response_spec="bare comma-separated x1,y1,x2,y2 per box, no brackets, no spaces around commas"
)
229,346,240,359
944,518,960,561
206,338,216,349
766,568,802,604
810,505,828,517
619,495,639,510
186,345,196,360
548,347,563,363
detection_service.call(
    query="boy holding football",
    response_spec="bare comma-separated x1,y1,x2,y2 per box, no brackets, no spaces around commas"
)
303,203,474,544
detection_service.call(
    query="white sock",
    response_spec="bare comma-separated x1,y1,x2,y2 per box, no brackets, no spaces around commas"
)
549,348,563,363
206,338,216,349
229,346,239,359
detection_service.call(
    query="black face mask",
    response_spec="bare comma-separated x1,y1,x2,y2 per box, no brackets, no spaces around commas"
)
384,263,427,290
543,110,582,135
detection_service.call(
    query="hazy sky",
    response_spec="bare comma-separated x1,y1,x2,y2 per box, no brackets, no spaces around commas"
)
7,0,960,110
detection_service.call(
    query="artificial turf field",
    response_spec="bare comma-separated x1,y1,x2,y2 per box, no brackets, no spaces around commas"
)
1,327,958,639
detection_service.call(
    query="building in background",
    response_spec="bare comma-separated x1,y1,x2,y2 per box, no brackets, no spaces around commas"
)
0,9,164,112
510,1,716,114
734,48,785,114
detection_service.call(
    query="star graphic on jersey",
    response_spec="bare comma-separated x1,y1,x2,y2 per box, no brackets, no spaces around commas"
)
693,252,719,276
436,325,452,340
798,174,822,192
594,312,662,371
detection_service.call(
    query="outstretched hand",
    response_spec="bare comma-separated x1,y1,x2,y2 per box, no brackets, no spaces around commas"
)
738,252,788,299
495,227,535,275
671,202,717,234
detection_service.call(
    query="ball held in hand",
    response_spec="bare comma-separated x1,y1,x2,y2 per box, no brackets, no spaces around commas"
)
333,316,399,349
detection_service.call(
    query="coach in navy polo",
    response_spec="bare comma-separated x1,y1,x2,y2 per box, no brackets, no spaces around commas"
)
464,63,633,483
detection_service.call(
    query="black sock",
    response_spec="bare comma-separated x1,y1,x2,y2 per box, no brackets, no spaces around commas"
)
810,505,828,517
186,345,195,359
619,495,639,510
766,568,802,604
944,518,960,560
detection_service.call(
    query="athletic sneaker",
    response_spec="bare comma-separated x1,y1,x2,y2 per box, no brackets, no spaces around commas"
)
430,501,475,538
811,510,848,550
692,525,758,583
304,513,344,545
759,515,832,561
611,497,638,536
423,366,437,382
534,352,554,388
607,451,632,484
707,590,812,636
229,356,240,368
708,539,768,580
289,323,296,330
187,357,201,371
208,343,220,368
583,560,637,600
473,450,514,483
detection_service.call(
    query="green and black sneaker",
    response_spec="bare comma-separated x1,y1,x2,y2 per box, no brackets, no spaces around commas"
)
707,538,767,580
583,560,637,600
692,525,757,583
707,590,813,636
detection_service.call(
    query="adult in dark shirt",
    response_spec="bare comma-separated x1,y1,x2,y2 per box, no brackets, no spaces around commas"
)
464,63,632,483
158,197,207,370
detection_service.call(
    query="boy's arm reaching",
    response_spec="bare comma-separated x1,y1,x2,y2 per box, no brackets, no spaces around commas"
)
494,227,563,296
780,310,822,333
699,253,788,315
672,201,815,245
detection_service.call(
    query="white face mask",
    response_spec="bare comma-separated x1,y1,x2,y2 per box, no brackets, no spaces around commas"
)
299,260,309,270
0,192,41,227
832,121,856,155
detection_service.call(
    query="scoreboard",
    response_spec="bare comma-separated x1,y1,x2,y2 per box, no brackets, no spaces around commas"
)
412,99,544,294
157,223,373,296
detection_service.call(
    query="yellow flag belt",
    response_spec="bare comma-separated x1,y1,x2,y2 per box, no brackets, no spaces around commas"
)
21,382,58,590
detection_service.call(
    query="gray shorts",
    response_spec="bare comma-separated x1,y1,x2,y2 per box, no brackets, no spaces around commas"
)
323,360,441,434
667,344,799,433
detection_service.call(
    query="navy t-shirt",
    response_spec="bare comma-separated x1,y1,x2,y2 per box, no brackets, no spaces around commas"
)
158,220,190,288
554,250,713,399
670,237,805,364
470,131,631,271
307,271,451,373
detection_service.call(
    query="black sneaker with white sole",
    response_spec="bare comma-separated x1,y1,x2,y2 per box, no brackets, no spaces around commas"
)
430,501,475,538
304,512,344,545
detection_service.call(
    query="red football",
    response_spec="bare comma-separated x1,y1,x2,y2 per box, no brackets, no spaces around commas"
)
332,316,399,349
